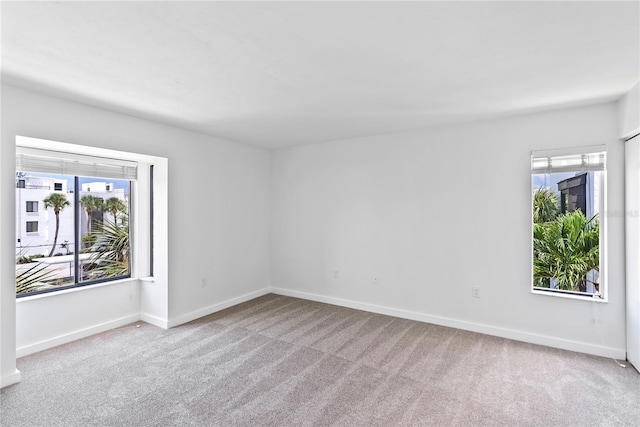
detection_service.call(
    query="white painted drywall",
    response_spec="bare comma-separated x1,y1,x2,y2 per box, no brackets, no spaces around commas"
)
271,102,626,358
625,135,640,371
619,82,640,140
1,85,271,386
15,280,141,357
620,82,640,371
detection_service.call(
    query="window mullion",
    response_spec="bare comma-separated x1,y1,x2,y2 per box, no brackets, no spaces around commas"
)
74,176,80,284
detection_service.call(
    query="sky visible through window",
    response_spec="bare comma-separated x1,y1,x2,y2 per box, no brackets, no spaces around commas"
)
532,172,575,191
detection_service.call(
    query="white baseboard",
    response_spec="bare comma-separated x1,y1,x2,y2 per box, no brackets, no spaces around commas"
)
13,289,271,359
270,287,626,360
1,369,21,389
167,288,271,328
140,312,169,329
16,314,140,358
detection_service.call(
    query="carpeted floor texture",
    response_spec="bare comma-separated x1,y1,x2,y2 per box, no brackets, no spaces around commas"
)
2,294,640,426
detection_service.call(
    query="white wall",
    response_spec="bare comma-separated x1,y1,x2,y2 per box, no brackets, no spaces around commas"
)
619,82,640,140
271,102,626,358
1,85,271,386
625,135,640,371
621,82,640,371
16,280,141,357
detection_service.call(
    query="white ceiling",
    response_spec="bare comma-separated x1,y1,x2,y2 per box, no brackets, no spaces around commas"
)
2,1,639,149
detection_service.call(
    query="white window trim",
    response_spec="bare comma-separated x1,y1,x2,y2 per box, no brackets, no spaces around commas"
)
16,277,138,302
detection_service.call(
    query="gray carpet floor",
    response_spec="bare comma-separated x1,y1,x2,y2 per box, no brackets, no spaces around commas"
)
1,294,639,426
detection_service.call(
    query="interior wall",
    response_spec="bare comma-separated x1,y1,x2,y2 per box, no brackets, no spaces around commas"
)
621,82,640,371
16,281,141,357
619,82,640,139
271,102,626,358
1,85,271,386
625,135,640,371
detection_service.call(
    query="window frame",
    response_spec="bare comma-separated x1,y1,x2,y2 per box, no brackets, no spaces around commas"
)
26,201,38,213
16,160,135,298
530,146,607,302
25,221,38,233
15,135,161,301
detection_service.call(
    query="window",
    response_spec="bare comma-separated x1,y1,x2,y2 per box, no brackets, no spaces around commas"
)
531,147,606,300
26,201,38,212
16,147,136,296
17,179,25,188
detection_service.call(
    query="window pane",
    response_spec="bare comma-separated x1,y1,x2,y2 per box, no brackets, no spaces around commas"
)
79,178,130,282
16,143,138,297
26,201,38,212
532,170,602,297
16,172,76,294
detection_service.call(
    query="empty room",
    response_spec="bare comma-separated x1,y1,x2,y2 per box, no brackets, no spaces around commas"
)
1,1,640,426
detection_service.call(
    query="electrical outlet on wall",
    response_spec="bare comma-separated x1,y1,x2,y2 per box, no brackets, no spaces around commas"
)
333,270,339,279
201,278,208,288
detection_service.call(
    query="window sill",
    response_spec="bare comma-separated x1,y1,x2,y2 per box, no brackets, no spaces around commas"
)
531,288,607,303
16,277,138,303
